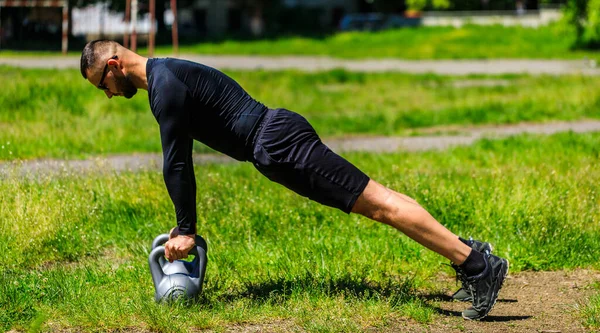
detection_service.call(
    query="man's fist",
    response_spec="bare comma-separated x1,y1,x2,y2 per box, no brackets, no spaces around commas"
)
164,227,196,263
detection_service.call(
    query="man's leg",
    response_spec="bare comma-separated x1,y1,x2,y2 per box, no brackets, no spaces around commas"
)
351,179,472,265
351,179,509,320
250,108,507,319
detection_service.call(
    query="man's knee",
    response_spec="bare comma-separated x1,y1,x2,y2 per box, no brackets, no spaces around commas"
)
351,180,396,222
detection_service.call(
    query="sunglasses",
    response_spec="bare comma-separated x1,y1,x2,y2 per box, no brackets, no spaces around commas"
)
97,55,118,90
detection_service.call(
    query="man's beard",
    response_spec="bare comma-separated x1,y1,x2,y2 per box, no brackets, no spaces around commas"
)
115,74,138,99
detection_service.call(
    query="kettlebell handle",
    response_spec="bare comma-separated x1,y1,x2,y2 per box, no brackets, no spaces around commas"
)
152,234,170,267
151,233,170,249
149,245,201,289
152,234,207,253
149,246,166,290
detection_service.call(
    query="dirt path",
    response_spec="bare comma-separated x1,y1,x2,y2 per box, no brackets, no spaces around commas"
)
400,270,598,333
326,119,600,152
220,270,599,333
2,55,600,75
2,120,599,178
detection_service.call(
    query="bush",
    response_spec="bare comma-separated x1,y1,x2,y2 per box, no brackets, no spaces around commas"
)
563,0,600,48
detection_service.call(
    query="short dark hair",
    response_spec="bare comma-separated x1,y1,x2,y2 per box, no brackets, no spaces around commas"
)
80,40,119,79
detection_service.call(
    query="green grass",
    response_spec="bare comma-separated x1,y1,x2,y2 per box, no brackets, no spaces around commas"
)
0,24,597,60
583,296,600,329
2,66,600,161
1,24,592,60
582,283,600,329
150,24,599,60
1,131,599,331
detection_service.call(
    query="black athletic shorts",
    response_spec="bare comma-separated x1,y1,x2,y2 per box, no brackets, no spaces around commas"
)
250,108,370,213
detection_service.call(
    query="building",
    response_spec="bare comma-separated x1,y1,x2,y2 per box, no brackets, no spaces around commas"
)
177,0,358,37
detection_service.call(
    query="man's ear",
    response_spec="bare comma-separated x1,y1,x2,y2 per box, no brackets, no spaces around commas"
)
107,58,119,68
85,68,94,81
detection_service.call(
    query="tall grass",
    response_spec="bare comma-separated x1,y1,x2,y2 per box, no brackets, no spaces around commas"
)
0,66,157,160
2,66,600,160
1,132,598,331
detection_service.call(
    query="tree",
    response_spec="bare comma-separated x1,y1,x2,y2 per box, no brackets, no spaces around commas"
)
586,0,600,45
373,0,404,13
372,0,450,12
241,0,276,36
563,0,600,48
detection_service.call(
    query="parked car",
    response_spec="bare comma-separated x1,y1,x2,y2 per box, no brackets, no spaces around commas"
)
339,13,421,31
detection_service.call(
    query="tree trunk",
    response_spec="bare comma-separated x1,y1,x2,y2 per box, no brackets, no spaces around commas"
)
249,0,265,36
67,1,73,37
156,0,166,34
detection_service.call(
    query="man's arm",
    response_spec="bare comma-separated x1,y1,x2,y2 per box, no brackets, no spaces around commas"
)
161,129,197,235
154,84,198,261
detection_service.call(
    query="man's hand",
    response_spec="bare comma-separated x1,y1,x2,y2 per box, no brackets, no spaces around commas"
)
164,227,196,263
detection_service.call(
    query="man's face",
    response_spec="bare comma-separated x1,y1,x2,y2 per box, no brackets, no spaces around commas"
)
112,74,138,99
89,56,138,99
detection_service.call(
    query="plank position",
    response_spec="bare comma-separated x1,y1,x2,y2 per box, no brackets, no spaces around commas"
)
80,40,508,320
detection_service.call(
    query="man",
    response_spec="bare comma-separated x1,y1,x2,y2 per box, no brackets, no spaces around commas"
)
80,40,508,320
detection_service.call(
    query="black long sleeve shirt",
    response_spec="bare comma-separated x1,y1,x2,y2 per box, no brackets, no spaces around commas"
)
146,58,268,234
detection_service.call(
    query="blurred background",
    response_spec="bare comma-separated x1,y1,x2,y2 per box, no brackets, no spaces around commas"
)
0,0,585,55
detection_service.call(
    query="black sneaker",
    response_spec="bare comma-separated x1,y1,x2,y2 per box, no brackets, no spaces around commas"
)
452,238,494,302
461,251,509,320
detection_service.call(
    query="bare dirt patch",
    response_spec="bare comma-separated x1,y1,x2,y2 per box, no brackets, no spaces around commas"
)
216,270,599,333
402,269,600,333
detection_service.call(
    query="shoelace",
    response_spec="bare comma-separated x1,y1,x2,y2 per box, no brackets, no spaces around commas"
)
450,263,470,287
467,281,479,308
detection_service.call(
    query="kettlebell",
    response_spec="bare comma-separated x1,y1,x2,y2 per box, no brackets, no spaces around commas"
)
150,234,209,276
148,233,208,302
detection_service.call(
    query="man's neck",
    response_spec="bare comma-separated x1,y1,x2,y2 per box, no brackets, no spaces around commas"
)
132,58,149,91
122,52,149,91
